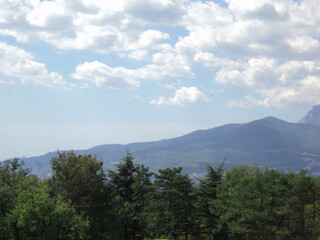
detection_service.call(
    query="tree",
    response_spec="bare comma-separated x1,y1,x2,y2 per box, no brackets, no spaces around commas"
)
6,177,76,240
288,170,319,239
195,162,226,239
213,165,320,240
50,151,120,239
214,165,289,240
108,151,153,240
0,159,30,240
131,164,154,239
150,167,195,240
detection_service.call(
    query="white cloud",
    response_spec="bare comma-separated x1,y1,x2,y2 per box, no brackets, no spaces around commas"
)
121,30,170,60
286,35,320,54
71,61,140,89
138,62,193,80
178,0,320,61
0,0,177,54
130,30,170,50
150,86,208,106
0,0,319,108
26,0,73,29
215,58,320,87
215,58,280,88
71,58,193,89
0,41,66,87
229,76,320,108
125,0,186,24
219,58,320,108
0,0,319,59
121,49,149,61
260,76,320,108
194,52,243,69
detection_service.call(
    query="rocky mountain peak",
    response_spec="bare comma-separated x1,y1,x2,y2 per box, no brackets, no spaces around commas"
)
299,105,320,127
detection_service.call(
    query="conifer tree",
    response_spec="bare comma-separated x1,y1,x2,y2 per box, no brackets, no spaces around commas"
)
150,167,195,240
195,162,226,239
108,151,153,240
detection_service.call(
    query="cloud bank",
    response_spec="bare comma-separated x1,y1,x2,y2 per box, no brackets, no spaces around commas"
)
0,0,319,106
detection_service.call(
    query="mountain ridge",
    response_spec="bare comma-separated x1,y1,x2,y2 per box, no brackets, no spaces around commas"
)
299,104,320,127
12,116,320,177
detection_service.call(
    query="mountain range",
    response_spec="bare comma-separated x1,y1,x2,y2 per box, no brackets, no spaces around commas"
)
299,104,320,127
20,112,320,177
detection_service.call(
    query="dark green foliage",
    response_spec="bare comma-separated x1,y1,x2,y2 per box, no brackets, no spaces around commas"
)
214,166,320,240
195,162,226,239
108,151,153,240
1,152,320,239
0,159,30,239
148,167,195,240
50,151,121,239
6,177,75,240
132,164,154,239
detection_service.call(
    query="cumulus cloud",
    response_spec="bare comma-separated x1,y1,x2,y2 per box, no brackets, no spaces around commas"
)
0,0,175,54
0,0,319,108
217,57,320,108
71,57,193,89
26,0,73,30
0,0,319,59
71,61,140,89
130,30,170,50
0,41,66,87
150,86,208,106
122,30,170,60
193,51,245,70
178,0,320,61
215,58,280,88
125,0,186,24
217,58,320,108
229,76,320,108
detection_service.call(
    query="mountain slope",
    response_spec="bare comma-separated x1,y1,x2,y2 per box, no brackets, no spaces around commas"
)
22,117,320,177
299,105,320,127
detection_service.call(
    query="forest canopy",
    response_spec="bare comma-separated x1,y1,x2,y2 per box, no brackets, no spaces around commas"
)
0,151,319,240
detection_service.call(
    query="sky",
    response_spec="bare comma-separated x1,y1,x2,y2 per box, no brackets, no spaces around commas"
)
1,0,320,160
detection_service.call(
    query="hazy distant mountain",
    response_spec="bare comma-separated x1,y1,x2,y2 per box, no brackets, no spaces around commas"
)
20,117,320,177
299,105,320,127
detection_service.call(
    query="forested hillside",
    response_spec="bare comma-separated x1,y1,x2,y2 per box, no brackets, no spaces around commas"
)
23,117,320,177
1,152,319,240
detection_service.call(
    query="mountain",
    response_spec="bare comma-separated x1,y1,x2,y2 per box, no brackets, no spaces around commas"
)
299,105,320,127
21,117,320,177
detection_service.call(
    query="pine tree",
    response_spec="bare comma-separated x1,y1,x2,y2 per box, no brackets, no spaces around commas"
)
108,151,153,240
150,167,195,240
195,162,225,238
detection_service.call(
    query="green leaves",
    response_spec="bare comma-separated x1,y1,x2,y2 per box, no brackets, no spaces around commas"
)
7,179,75,240
50,151,121,239
1,153,320,239
0,159,30,239
214,166,320,240
149,167,195,239
108,151,153,240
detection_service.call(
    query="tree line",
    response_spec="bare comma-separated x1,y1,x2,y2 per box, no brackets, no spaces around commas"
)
0,151,319,240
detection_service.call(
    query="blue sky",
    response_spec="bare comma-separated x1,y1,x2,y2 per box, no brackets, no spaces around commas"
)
0,0,319,160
